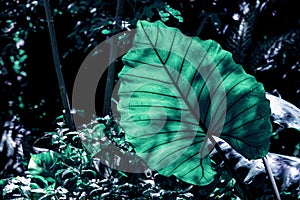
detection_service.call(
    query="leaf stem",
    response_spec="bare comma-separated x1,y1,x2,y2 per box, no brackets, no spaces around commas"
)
208,135,253,200
103,0,124,116
262,156,281,200
43,0,75,130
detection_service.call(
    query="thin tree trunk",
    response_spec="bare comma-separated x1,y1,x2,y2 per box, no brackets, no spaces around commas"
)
209,136,253,200
263,156,281,200
103,0,124,116
43,0,75,130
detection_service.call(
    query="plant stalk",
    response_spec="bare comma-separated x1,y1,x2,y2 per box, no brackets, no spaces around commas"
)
103,0,124,116
263,156,281,200
43,0,75,130
208,135,253,200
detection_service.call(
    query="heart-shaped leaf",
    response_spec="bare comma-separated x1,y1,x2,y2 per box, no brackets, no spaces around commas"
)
117,20,272,186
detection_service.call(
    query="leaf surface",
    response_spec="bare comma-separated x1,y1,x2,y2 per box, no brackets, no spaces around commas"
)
117,20,272,186
213,138,300,193
28,151,63,188
266,93,300,131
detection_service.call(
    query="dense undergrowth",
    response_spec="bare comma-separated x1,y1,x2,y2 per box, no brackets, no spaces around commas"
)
1,114,300,199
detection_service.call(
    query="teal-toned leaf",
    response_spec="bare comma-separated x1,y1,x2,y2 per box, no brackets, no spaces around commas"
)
29,175,50,188
117,20,272,186
30,182,43,190
102,29,111,35
159,3,183,23
28,151,64,187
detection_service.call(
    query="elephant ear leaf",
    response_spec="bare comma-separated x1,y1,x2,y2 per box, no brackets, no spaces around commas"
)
117,20,272,186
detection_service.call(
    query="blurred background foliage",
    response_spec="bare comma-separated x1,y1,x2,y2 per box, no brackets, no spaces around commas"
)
0,0,299,199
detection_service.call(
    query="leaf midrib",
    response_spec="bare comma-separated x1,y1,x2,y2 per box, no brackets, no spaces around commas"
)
139,22,208,134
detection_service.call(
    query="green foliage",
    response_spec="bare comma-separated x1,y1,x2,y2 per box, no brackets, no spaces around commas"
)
24,124,94,199
79,115,145,173
1,115,299,199
159,3,183,23
0,0,53,122
117,20,272,186
224,1,259,65
0,0,299,199
2,176,31,199
250,30,300,72
28,151,63,188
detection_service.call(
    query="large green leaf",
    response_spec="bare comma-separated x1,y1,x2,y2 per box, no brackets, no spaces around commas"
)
117,20,272,186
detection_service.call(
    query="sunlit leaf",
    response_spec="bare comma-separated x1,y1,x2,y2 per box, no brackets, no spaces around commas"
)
117,20,272,186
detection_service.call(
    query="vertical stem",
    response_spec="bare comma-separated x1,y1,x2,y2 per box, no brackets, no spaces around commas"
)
103,0,124,116
263,156,281,200
208,136,253,200
43,0,75,130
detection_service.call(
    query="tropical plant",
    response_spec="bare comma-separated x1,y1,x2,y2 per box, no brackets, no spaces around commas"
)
117,19,272,198
0,0,299,199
